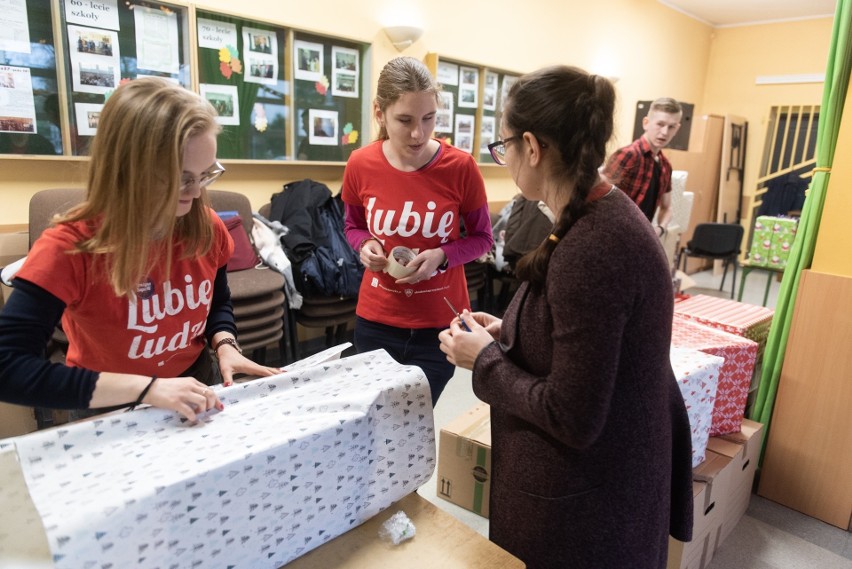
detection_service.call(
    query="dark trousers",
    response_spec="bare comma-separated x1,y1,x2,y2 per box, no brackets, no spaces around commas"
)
354,316,455,407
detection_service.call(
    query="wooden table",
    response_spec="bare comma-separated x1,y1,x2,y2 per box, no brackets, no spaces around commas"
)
283,493,525,568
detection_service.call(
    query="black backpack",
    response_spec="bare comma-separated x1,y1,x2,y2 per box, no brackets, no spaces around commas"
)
269,179,363,298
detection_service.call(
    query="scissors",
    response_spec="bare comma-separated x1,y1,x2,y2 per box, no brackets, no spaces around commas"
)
443,296,472,332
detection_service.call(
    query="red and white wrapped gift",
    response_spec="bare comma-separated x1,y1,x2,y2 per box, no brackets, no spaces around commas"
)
674,294,774,357
670,347,723,467
671,314,759,436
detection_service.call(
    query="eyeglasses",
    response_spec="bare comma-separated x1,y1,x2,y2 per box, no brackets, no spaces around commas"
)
487,136,547,166
487,136,521,166
180,161,226,191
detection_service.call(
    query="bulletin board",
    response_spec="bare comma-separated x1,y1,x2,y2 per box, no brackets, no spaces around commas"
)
195,10,287,160
0,0,63,156
292,31,364,163
426,53,524,162
478,70,519,164
58,0,192,156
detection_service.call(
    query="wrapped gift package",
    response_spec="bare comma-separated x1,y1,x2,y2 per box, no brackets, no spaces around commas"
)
746,215,798,268
674,294,774,364
0,348,435,569
670,347,723,467
671,315,758,436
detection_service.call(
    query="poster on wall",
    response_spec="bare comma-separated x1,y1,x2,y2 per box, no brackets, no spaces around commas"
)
0,0,31,54
480,115,495,153
483,71,498,111
0,65,37,133
454,114,474,153
243,26,278,85
331,45,358,98
294,39,323,81
458,66,478,109
437,61,458,86
134,6,180,74
200,83,239,126
74,102,103,135
64,0,120,31
196,18,238,50
435,91,453,133
67,25,121,95
308,108,338,145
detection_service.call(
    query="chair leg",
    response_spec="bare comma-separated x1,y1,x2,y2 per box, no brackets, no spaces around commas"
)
764,273,773,306
738,267,748,302
730,261,737,300
720,260,729,293
324,326,335,348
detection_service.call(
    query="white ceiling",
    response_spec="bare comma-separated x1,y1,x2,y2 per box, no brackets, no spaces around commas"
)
658,0,837,28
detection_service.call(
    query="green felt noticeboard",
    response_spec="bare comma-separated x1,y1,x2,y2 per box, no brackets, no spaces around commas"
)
425,54,521,165
292,31,364,163
3,2,368,162
195,10,288,160
59,0,193,156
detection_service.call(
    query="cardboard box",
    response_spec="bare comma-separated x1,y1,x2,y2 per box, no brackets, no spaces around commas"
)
667,480,723,569
0,402,38,438
706,419,765,544
436,403,492,518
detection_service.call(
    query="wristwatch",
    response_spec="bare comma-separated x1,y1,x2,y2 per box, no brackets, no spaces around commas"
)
213,337,242,356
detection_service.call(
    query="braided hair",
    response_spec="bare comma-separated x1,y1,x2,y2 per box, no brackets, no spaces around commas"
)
507,66,615,289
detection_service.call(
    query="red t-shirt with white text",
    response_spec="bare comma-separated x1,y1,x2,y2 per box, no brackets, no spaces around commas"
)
17,210,233,377
342,140,488,328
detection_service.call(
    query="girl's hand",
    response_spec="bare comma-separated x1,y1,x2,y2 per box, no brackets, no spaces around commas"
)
395,248,446,285
360,239,388,272
216,347,282,387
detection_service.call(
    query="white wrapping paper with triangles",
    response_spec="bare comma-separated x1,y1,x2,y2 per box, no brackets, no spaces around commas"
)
0,348,435,568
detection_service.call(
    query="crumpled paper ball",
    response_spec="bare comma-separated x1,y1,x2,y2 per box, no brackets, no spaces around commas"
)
378,510,416,545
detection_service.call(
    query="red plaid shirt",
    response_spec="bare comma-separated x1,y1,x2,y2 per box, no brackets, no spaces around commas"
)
603,136,672,210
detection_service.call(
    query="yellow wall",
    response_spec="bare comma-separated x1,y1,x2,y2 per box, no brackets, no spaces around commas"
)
812,73,852,277
0,0,835,227
701,18,832,209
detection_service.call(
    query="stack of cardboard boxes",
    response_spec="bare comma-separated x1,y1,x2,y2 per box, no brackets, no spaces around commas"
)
436,405,764,569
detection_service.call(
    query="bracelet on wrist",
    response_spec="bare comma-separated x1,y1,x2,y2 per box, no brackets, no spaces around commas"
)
127,375,158,411
213,337,242,356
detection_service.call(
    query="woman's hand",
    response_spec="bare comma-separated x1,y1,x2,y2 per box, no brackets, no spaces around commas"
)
144,376,224,422
438,309,498,370
360,238,388,272
395,248,446,285
468,311,502,341
215,347,283,387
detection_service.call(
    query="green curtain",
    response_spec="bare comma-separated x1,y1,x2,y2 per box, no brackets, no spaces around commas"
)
749,0,852,459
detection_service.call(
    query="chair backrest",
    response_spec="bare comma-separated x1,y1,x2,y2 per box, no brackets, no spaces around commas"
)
689,223,744,256
29,188,85,248
207,189,254,236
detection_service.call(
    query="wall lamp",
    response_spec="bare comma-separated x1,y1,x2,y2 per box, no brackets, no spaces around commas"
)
382,25,423,51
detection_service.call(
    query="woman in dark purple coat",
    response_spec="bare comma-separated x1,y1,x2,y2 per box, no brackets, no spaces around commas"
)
439,66,693,568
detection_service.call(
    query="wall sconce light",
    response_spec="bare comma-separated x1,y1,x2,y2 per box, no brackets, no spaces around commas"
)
382,25,423,51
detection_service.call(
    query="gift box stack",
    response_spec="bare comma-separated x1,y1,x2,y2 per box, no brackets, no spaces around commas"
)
670,347,724,467
746,215,798,269
671,314,759,436
674,294,774,367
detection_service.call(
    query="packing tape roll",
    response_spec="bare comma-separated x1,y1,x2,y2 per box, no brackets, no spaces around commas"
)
385,246,417,279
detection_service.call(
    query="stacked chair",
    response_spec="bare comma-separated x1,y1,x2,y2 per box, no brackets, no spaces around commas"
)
257,202,357,361
207,190,288,365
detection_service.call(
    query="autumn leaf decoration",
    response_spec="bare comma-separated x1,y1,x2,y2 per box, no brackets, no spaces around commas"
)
218,45,242,79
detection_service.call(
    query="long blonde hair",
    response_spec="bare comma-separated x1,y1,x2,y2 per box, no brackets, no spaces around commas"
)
56,77,220,297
